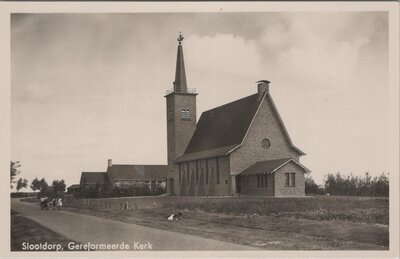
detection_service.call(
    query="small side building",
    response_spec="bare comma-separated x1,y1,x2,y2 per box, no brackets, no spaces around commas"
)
67,184,81,195
78,159,168,194
80,172,110,191
107,162,167,190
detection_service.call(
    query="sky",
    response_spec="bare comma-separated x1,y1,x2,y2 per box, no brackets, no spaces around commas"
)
11,12,393,189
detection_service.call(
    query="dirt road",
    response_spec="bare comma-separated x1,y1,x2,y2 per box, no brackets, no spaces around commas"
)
11,199,255,251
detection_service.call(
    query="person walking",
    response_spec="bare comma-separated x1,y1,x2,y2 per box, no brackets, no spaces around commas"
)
52,197,57,210
57,197,62,210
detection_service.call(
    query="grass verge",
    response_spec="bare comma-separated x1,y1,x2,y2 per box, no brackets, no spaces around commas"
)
62,205,389,250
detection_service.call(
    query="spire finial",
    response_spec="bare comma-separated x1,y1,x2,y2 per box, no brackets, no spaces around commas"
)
174,31,187,92
177,31,184,44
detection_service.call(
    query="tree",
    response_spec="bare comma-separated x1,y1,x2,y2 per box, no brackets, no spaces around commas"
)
30,177,42,192
324,172,389,197
39,178,48,189
52,180,66,197
10,161,21,188
305,174,325,195
16,178,28,192
38,178,49,198
305,174,319,194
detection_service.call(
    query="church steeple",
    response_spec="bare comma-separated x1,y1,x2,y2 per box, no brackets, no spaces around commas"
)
173,32,188,93
165,32,197,179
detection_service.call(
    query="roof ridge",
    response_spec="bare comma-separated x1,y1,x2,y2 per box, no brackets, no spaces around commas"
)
202,93,258,114
254,158,292,163
238,158,310,176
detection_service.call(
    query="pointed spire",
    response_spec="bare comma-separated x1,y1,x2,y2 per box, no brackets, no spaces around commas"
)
173,32,188,93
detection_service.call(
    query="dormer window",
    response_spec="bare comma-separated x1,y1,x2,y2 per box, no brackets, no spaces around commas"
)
181,109,190,120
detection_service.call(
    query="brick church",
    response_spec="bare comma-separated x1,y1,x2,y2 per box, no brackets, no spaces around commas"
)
75,33,310,197
165,33,310,197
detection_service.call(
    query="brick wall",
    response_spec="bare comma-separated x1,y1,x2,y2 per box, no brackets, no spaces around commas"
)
230,94,300,178
166,93,197,196
172,156,231,196
239,174,275,196
166,93,197,165
274,162,305,197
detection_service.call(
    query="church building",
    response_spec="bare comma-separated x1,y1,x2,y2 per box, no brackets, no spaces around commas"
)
165,33,310,197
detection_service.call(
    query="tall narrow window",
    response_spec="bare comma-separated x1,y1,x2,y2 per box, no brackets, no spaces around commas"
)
205,159,209,184
285,173,290,186
216,157,220,184
291,173,296,186
257,174,268,187
195,161,199,184
178,163,181,185
187,162,190,185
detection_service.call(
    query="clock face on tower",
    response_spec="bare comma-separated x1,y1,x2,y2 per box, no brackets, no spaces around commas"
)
261,138,271,150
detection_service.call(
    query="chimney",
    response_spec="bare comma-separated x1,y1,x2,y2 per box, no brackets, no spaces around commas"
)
108,159,112,167
257,80,270,100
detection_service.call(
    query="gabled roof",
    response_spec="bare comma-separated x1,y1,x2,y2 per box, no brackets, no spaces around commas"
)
264,93,305,155
67,184,80,189
80,172,109,185
178,94,261,161
238,158,310,176
176,91,305,162
107,165,168,181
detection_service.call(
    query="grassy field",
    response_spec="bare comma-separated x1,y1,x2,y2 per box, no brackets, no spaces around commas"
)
11,210,78,251
160,195,389,225
54,195,388,250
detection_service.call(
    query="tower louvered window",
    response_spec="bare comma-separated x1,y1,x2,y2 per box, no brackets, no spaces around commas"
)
181,109,190,120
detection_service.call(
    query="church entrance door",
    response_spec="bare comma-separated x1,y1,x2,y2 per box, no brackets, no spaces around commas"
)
235,175,241,194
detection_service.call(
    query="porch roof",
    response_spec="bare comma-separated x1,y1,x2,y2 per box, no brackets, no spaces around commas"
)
238,158,310,176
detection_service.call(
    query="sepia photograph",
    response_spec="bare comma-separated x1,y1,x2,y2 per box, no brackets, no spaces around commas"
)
2,2,399,257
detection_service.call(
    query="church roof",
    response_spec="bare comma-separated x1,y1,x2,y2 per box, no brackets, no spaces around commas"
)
80,172,109,185
107,165,168,181
180,93,261,159
176,91,305,162
238,158,310,176
175,145,238,163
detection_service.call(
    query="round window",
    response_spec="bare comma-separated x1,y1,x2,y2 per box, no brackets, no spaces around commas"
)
261,138,271,150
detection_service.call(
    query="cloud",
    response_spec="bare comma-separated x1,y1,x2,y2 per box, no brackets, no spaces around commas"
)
18,82,56,102
260,14,371,86
185,34,263,78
